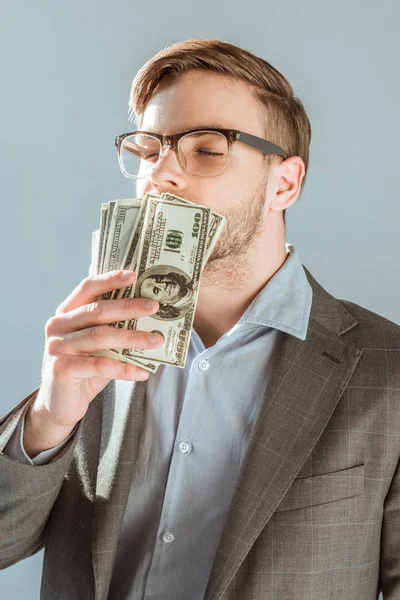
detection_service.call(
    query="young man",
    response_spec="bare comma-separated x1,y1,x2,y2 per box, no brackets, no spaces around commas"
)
0,39,399,600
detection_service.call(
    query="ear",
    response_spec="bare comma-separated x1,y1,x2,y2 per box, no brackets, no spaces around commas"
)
268,156,305,212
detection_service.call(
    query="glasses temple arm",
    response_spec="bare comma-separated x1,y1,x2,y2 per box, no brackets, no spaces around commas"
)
237,131,288,159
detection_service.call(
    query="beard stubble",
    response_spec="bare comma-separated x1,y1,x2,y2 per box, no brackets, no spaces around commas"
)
201,172,268,290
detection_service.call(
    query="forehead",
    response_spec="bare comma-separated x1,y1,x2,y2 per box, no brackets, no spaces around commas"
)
139,71,264,136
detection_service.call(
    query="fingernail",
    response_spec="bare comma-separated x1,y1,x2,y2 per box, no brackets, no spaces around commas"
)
150,333,163,344
143,298,155,308
121,270,134,279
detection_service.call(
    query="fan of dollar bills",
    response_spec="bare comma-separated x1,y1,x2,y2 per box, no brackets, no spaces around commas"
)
89,192,226,373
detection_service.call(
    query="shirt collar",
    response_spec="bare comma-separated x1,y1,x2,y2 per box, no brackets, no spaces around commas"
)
229,243,313,341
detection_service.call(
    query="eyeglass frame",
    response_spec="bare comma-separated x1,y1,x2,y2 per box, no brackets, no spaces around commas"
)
115,128,289,179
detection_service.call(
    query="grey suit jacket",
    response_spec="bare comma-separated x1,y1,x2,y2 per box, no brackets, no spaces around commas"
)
0,265,399,600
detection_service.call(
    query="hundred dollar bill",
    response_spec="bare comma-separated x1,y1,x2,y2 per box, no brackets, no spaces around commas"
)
106,197,148,329
91,193,226,372
101,199,142,300
121,196,210,368
104,199,142,271
161,192,226,264
114,192,225,307
94,196,176,372
100,200,116,274
120,194,225,368
117,194,225,371
114,196,149,298
96,204,108,275
96,197,210,369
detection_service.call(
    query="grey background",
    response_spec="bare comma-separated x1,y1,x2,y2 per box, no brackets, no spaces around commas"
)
1,0,398,597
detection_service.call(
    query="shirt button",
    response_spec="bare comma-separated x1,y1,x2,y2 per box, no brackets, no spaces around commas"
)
162,531,175,544
178,440,192,455
198,359,209,372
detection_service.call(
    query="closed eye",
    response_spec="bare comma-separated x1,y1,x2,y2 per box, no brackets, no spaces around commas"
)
196,150,224,157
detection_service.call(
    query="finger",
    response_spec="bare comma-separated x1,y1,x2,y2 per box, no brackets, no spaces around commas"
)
48,325,164,355
53,353,151,381
56,270,136,315
48,297,160,336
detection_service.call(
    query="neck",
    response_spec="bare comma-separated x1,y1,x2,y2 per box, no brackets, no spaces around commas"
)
193,212,287,348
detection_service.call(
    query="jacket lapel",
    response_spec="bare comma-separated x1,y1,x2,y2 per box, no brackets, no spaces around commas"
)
203,266,364,600
92,377,147,600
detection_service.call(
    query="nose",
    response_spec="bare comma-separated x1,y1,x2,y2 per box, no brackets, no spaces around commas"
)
148,145,187,192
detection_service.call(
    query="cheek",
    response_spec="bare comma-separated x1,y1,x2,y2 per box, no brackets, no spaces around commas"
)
230,152,264,185
199,172,253,214
223,154,263,198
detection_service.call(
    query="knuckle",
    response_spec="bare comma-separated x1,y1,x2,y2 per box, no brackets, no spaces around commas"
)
45,316,59,337
121,362,144,380
80,275,94,292
87,300,103,317
92,354,146,380
93,354,122,377
47,335,62,355
130,330,151,347
89,325,108,341
123,297,136,312
122,362,139,378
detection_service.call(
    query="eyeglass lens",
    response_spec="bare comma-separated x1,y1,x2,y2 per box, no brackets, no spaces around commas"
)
120,131,229,178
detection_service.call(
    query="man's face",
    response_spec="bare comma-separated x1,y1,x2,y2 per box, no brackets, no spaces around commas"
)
140,275,182,304
135,71,277,279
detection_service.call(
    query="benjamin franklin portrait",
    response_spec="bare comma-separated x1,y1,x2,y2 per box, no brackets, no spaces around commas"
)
136,266,197,319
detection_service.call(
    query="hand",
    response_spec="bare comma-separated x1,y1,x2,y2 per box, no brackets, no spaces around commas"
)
33,270,163,428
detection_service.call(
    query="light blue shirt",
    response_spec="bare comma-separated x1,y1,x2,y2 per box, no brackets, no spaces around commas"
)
3,243,313,600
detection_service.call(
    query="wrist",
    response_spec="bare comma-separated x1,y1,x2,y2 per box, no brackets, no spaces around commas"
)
23,400,77,458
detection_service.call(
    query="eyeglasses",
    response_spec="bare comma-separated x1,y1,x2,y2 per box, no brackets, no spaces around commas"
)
115,128,288,179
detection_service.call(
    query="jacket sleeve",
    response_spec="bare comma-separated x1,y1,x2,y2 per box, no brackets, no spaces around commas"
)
379,453,400,598
0,389,85,569
2,409,77,466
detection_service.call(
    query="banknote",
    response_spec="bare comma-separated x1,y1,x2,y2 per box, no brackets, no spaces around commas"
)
90,192,225,371
101,199,142,300
121,197,210,368
161,192,226,264
100,200,116,274
112,193,225,304
96,204,108,275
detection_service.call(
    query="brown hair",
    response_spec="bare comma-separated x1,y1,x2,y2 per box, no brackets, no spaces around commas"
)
129,39,312,226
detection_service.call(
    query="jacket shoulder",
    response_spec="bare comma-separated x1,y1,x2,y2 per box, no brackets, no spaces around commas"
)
338,298,400,350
